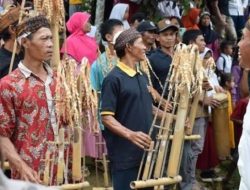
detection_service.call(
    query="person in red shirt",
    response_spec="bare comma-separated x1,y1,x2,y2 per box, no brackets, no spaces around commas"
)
0,15,56,184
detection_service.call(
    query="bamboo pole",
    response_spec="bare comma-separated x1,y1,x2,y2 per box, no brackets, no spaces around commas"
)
167,87,190,177
57,128,65,185
130,176,182,189
57,182,90,189
169,134,200,140
72,127,82,182
142,141,155,180
8,0,26,74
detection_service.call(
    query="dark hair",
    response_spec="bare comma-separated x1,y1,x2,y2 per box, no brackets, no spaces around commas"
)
115,37,139,58
220,40,232,53
131,12,146,24
99,19,123,41
182,29,203,45
19,15,50,40
220,73,233,87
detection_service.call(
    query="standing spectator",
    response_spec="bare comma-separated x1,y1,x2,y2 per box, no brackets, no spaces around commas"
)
136,20,157,54
231,47,242,105
130,12,146,29
109,3,130,29
206,0,237,44
90,19,124,129
199,11,219,60
220,73,236,150
216,41,233,75
157,0,181,18
148,18,179,96
229,0,248,39
180,29,221,190
0,5,23,79
181,8,201,30
61,12,98,65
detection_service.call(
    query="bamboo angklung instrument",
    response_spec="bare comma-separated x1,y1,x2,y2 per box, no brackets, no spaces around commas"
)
131,44,203,189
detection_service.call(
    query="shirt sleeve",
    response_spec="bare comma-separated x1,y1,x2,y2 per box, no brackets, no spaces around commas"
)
216,56,224,71
100,75,119,116
0,81,16,137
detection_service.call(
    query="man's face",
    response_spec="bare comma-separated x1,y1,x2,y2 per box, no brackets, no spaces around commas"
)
195,35,206,53
238,28,250,69
142,30,156,47
25,27,53,62
157,29,177,49
129,37,146,61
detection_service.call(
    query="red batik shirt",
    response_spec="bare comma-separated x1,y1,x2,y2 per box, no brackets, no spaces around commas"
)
0,62,57,180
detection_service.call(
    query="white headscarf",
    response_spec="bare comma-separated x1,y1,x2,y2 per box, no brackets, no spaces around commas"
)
109,3,130,30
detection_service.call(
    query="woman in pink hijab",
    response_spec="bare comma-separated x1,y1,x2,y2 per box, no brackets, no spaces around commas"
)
61,12,98,65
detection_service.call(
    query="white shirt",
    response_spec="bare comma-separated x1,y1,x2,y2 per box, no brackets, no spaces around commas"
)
216,53,232,73
157,1,181,18
238,100,250,190
229,0,248,16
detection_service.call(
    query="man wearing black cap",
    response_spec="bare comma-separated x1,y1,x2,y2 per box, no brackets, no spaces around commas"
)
148,18,179,96
137,20,157,54
0,5,23,79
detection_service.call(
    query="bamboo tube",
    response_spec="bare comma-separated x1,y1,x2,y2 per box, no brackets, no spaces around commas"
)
186,92,200,134
51,22,60,68
167,88,189,177
130,176,182,189
153,114,173,178
72,127,82,182
57,128,65,184
142,141,155,180
169,135,200,140
43,150,51,185
57,182,90,189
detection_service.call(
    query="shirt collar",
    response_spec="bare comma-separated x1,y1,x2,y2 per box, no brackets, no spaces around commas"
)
18,61,53,79
116,61,142,77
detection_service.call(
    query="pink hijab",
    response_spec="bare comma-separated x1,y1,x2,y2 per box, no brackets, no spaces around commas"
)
61,12,98,64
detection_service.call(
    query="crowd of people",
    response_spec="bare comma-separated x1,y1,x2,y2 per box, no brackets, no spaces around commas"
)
1,0,250,190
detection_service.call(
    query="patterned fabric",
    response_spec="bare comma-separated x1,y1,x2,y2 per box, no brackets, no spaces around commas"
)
0,63,57,180
114,28,140,51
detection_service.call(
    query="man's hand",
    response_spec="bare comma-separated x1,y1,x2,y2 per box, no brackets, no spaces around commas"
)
202,80,213,91
203,96,221,108
17,161,42,184
127,131,152,150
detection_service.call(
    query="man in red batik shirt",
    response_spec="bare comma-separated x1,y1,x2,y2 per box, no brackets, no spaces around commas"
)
0,15,56,184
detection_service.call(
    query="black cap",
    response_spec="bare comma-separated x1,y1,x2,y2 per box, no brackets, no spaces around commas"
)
137,21,157,33
157,19,179,33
